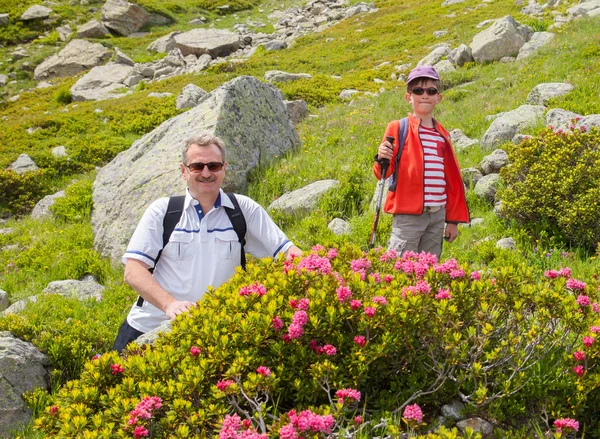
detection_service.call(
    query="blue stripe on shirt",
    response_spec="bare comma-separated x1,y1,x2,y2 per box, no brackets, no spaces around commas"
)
173,227,235,234
273,240,290,257
125,250,156,263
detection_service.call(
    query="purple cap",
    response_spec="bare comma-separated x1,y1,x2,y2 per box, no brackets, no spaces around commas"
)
406,65,440,83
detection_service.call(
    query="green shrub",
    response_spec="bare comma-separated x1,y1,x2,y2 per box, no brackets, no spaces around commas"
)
34,245,598,437
50,174,94,222
54,88,73,105
0,168,58,216
499,126,600,250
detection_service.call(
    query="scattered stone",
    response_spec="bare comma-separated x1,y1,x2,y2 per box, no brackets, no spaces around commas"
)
496,237,516,250
114,47,135,66
174,28,241,58
56,24,73,41
441,401,465,421
36,81,53,89
176,84,208,109
285,99,309,124
476,19,496,28
268,180,339,215
20,5,52,21
517,31,554,59
511,133,530,144
8,95,19,102
0,289,8,312
566,0,600,17
448,44,474,66
102,0,150,36
77,19,110,38
147,31,182,53
433,59,455,74
481,104,545,149
0,13,8,26
456,418,494,437
135,319,172,346
470,16,533,63
434,30,448,38
545,108,580,129
450,129,478,150
70,62,134,101
470,217,484,226
34,39,111,81
11,48,29,60
328,218,351,235
417,44,451,67
500,56,516,63
263,40,287,51
52,145,68,157
264,70,313,83
188,16,207,25
479,149,508,175
7,154,39,174
461,167,484,187
521,0,544,15
442,0,465,5
526,82,574,105
42,279,104,301
0,74,7,86
339,89,360,100
31,190,66,220
474,173,500,202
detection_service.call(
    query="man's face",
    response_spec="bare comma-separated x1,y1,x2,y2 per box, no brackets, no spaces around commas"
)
180,143,226,201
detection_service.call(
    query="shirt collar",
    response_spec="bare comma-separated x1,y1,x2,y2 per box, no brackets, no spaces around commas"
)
185,188,231,211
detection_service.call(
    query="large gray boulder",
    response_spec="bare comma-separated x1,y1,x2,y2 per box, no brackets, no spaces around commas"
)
42,279,104,301
474,173,501,202
417,44,451,67
479,149,508,175
481,104,545,149
77,19,110,39
20,5,52,21
470,16,533,63
70,63,134,101
31,190,65,220
268,180,339,215
148,31,182,53
516,31,554,60
102,0,150,36
92,76,300,261
7,154,38,174
0,332,50,436
526,82,574,105
545,108,580,129
447,44,473,67
174,28,241,58
450,129,478,151
34,39,111,81
567,0,600,17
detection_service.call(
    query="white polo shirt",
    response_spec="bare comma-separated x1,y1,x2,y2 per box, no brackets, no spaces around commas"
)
123,189,293,333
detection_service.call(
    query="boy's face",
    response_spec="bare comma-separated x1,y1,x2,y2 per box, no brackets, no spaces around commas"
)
405,79,442,117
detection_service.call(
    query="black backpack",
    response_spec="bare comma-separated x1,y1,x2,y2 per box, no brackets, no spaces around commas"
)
136,193,247,307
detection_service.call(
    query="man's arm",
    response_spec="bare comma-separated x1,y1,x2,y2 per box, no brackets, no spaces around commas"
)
124,259,195,320
284,245,302,259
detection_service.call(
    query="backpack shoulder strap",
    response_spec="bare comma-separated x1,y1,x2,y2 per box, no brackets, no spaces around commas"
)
224,193,247,271
388,117,409,192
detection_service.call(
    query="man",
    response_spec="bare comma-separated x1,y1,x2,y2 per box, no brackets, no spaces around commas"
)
113,132,302,352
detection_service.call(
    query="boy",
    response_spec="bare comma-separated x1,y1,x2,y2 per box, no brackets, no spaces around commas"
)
372,65,469,259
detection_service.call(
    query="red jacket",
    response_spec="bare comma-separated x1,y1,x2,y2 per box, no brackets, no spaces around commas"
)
372,114,469,223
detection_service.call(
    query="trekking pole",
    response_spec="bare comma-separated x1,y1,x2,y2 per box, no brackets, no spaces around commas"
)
368,136,394,250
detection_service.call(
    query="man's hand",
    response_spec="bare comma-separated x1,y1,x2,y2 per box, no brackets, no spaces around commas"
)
164,300,196,320
284,245,302,260
377,139,394,161
444,223,459,243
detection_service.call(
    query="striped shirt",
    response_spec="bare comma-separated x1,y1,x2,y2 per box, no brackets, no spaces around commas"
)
419,125,447,207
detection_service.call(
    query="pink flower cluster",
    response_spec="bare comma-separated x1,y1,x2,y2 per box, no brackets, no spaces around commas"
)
350,299,362,310
256,366,271,376
554,418,579,433
133,426,148,439
239,282,267,297
296,254,332,274
470,271,481,280
380,249,398,262
583,336,595,347
566,278,586,291
272,316,284,331
364,307,376,317
309,341,336,356
336,286,352,302
336,388,361,404
590,326,600,333
435,289,452,300
351,257,372,272
219,414,267,439
544,267,571,279
110,364,124,375
573,351,585,361
433,259,460,275
128,396,163,426
279,410,335,438
190,346,202,357
354,335,366,346
372,296,387,305
288,310,308,339
401,280,431,298
403,404,423,424
572,365,584,377
576,295,590,306
327,248,338,259
217,380,234,391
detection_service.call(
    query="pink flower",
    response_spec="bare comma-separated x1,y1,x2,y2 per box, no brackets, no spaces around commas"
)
322,344,336,356
545,269,559,279
282,334,291,343
288,323,304,339
297,254,332,274
327,248,338,259
573,351,586,361
351,258,372,272
364,307,376,317
133,426,149,439
372,296,387,305
298,298,310,310
403,404,423,423
257,366,271,376
435,289,451,300
289,299,298,309
242,419,252,429
380,249,398,262
190,346,202,357
336,388,361,404
415,280,430,294
590,326,600,333
554,418,579,433
272,316,284,331
239,282,267,296
292,310,308,326
350,299,362,310
337,286,352,302
580,125,587,132
354,416,363,424
128,397,163,427
449,269,466,279
384,274,393,283
312,244,326,252
50,405,58,415
576,295,590,306
572,365,584,377
558,267,571,278
470,271,481,280
370,272,382,283
217,380,234,391
354,335,366,347
279,424,297,439
592,303,600,313
566,278,587,291
91,354,101,360
583,336,594,347
110,364,124,375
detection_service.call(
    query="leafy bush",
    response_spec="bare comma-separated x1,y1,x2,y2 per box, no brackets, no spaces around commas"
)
54,88,73,105
34,245,599,437
50,175,94,222
499,126,600,250
0,168,58,216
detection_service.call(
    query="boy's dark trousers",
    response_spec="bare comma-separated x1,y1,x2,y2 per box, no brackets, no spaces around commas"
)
113,319,144,353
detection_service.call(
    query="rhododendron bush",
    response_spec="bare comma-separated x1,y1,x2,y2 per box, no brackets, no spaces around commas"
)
35,245,600,437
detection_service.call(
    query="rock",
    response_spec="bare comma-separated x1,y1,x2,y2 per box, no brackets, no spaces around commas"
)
417,44,451,67
52,145,68,157
264,70,313,83
20,5,52,21
474,173,500,202
147,31,182,53
461,167,483,187
31,190,66,219
135,319,172,346
470,16,533,63
448,44,474,66
470,217,484,226
56,24,72,41
567,0,600,17
0,332,50,436
77,19,110,38
511,133,530,144
516,31,554,59
479,149,508,175
339,89,360,100
263,40,287,51
36,81,53,89
42,279,104,301
545,108,580,130
176,83,208,109
34,39,111,81
123,74,144,87
0,74,7,86
92,76,300,261
0,290,8,312
174,28,241,58
481,104,545,149
578,114,600,130
526,82,574,105
0,13,8,26
476,18,496,28
433,59,456,74
102,0,150,37
7,154,39,174
441,400,465,421
268,180,339,215
147,92,173,98
442,0,465,5
456,418,494,437
11,48,28,60
328,218,351,235
450,129,478,150
496,237,516,250
70,62,134,101
114,47,135,66
285,99,309,124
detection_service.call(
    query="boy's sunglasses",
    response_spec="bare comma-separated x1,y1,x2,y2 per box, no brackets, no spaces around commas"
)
184,161,224,173
411,87,439,96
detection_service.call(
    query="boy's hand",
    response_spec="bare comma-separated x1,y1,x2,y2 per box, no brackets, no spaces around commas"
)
377,140,394,161
444,223,459,243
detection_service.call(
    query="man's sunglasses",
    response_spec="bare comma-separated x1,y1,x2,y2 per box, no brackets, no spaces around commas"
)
184,161,224,173
411,87,439,96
